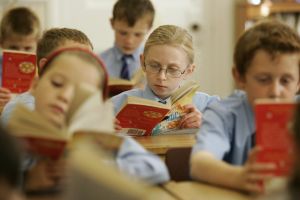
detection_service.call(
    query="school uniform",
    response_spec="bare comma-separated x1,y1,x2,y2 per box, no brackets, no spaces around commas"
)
117,135,170,184
192,90,255,165
100,44,143,79
1,91,35,125
111,84,219,134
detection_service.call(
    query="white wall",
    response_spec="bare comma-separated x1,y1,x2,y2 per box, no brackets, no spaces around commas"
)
0,0,235,97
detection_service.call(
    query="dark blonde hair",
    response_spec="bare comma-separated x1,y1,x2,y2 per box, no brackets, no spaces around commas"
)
144,25,194,64
0,7,40,42
112,0,155,27
234,20,300,77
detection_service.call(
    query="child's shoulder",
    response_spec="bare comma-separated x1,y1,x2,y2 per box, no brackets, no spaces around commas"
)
206,90,248,115
111,88,144,102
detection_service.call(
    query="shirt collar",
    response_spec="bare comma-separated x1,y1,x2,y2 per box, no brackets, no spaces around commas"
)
113,43,143,61
143,84,171,104
242,93,255,134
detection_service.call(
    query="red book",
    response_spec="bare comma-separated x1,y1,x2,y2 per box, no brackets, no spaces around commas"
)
116,96,171,136
255,100,295,176
2,50,36,93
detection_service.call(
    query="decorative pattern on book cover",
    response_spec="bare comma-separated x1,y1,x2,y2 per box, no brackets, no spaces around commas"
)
116,97,170,136
255,101,295,176
2,50,36,93
152,83,200,135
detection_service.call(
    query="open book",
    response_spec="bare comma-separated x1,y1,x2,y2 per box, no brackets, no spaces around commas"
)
152,81,200,135
67,139,147,200
7,84,122,159
108,68,144,96
255,99,295,177
116,96,171,136
2,49,37,93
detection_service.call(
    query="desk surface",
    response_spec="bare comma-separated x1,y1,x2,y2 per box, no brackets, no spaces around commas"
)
134,134,196,154
163,181,251,200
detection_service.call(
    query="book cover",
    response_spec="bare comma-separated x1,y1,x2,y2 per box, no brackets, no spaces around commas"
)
116,96,171,136
255,99,295,176
152,81,200,135
7,84,120,159
2,50,37,93
108,68,144,96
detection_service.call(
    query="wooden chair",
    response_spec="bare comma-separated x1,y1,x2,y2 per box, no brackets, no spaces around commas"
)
165,147,192,181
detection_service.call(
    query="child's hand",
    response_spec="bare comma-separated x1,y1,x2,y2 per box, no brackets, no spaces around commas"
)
235,147,276,194
179,104,202,128
0,87,12,107
114,118,122,132
24,158,66,191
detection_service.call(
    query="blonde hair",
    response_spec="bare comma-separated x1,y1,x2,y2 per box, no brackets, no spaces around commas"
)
144,25,194,64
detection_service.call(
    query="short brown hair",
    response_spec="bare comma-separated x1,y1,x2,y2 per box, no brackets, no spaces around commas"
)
234,20,300,77
112,0,155,27
37,28,93,67
0,7,40,42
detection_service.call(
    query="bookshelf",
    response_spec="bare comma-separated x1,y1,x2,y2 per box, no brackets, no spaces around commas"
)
235,1,300,40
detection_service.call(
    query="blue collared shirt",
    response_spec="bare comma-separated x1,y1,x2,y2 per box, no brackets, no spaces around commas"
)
192,90,255,165
111,84,219,133
100,44,143,79
117,136,170,184
1,91,35,126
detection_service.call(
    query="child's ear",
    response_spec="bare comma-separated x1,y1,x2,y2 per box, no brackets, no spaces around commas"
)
38,58,47,70
183,64,195,80
232,66,245,89
140,54,146,72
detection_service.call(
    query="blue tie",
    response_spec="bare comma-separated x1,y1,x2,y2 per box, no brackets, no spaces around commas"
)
120,55,131,80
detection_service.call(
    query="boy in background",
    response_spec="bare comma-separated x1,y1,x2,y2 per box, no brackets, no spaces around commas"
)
1,28,93,125
190,20,300,194
100,0,155,80
0,7,41,108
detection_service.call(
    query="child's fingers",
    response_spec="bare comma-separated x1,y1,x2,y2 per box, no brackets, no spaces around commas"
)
180,111,202,128
244,182,263,194
0,87,11,94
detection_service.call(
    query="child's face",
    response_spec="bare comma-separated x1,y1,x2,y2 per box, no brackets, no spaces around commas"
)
141,44,194,99
235,50,300,108
111,16,151,55
0,33,37,52
32,54,101,127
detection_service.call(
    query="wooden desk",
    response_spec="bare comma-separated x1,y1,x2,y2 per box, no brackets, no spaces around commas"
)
144,186,178,200
163,181,251,200
134,134,196,155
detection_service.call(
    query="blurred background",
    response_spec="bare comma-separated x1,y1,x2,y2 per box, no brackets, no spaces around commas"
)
0,0,299,97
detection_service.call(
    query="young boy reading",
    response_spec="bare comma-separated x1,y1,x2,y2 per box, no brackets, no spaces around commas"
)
190,20,300,194
0,7,41,109
1,28,93,125
112,25,218,135
18,47,169,192
100,0,155,80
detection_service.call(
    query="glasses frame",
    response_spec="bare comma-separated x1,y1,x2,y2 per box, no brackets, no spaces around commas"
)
143,61,189,78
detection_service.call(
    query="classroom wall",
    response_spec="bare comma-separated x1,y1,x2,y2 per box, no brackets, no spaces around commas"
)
0,0,235,98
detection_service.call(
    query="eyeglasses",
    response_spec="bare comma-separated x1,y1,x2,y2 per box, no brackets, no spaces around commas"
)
144,62,187,78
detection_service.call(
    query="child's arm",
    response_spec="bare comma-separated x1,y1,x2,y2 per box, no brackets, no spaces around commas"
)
190,147,276,193
116,136,170,184
179,104,202,128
